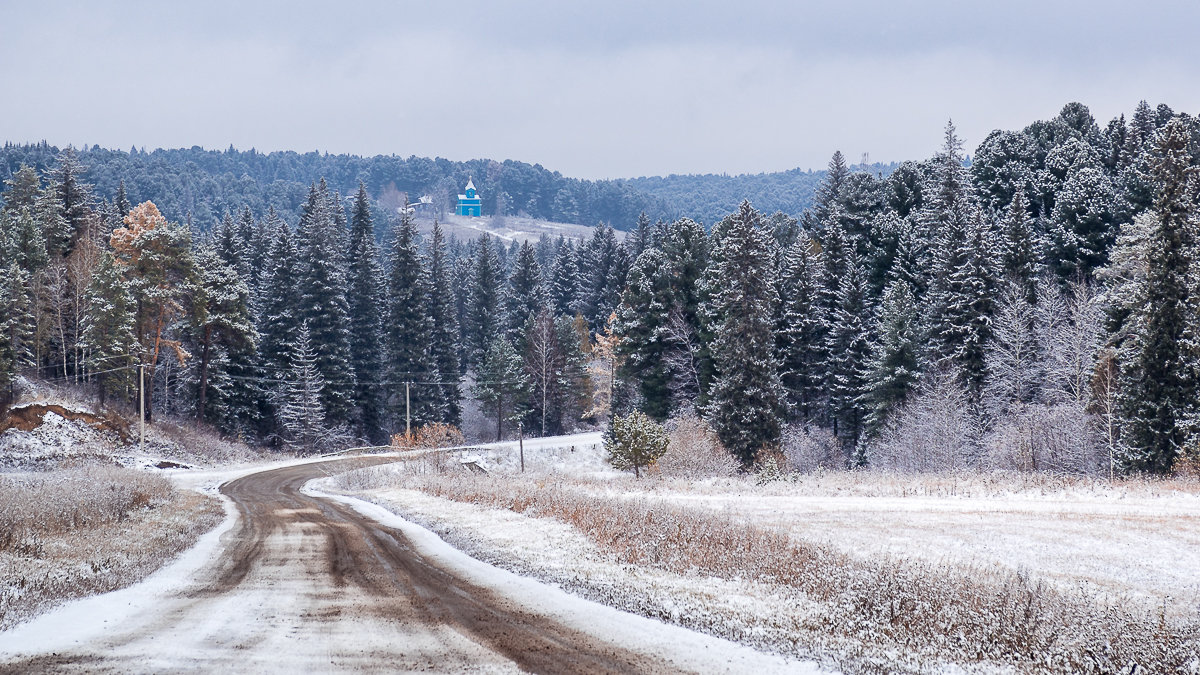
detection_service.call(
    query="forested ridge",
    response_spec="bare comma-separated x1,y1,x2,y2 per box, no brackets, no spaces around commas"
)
3,99,1199,475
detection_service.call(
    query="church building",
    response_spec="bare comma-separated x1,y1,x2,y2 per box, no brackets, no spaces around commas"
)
456,177,482,217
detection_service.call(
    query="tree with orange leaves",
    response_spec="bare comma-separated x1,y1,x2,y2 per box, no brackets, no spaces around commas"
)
110,201,194,421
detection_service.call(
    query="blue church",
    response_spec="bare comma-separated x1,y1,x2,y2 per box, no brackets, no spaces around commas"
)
456,177,482,217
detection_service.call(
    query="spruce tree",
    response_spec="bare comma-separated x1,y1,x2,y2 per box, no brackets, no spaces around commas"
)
614,248,674,420
472,337,530,441
189,245,256,432
258,217,302,380
777,236,825,421
465,233,501,368
295,180,356,425
706,201,782,464
0,262,35,402
49,148,92,257
503,240,545,338
345,184,386,443
426,221,462,426
863,278,922,435
278,321,330,454
1118,119,1197,473
549,240,580,316
826,256,871,449
384,207,435,427
999,190,1039,302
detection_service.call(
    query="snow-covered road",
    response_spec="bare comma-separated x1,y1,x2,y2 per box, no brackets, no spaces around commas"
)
0,448,816,673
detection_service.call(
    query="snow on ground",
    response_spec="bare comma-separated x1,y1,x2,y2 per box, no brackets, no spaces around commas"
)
310,488,824,674
0,411,119,471
658,488,1200,615
454,431,618,477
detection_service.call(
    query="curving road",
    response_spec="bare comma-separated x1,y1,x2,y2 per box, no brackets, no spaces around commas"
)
2,457,786,674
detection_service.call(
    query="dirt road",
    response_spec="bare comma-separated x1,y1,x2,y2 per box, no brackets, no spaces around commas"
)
1,457,798,673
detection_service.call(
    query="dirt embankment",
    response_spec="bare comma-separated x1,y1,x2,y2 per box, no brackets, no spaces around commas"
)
0,403,132,443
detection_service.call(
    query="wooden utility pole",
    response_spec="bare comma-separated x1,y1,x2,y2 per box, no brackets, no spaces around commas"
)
405,381,411,440
519,421,525,473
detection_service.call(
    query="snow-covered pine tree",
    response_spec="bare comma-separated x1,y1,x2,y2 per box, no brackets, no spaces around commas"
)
345,184,386,443
258,217,302,381
999,190,1040,302
503,240,545,340
278,321,330,454
863,278,922,436
295,180,356,426
631,211,653,259
189,245,257,433
384,205,435,428
0,262,35,403
825,255,871,450
109,201,193,422
472,337,530,441
803,151,851,234
1117,119,1197,473
464,233,501,369
1046,161,1121,281
706,200,782,465
577,225,619,330
549,240,580,317
425,221,462,427
48,148,92,258
614,247,674,420
776,236,824,421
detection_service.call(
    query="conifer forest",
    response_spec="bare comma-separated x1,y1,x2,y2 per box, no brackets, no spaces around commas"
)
2,100,1200,477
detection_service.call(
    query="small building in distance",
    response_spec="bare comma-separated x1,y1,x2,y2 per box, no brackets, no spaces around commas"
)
456,177,482,217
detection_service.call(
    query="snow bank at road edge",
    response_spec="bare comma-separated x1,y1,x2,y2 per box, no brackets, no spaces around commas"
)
305,485,827,674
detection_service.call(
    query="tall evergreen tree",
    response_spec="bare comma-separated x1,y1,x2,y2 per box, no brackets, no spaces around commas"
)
549,240,580,316
425,221,462,426
706,201,782,464
503,240,545,338
863,278,922,435
826,256,871,448
295,180,356,425
1118,119,1197,473
776,236,824,421
465,233,501,368
472,337,531,441
384,207,434,427
189,245,256,432
615,248,675,420
345,184,385,442
278,321,330,454
258,218,302,380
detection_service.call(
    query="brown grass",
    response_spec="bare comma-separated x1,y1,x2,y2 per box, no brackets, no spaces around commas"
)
0,469,223,630
335,467,1200,674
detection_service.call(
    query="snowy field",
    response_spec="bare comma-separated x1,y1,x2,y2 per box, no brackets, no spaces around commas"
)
320,433,1200,673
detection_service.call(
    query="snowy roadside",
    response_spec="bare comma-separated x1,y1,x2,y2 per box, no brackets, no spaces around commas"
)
310,475,904,673
313,439,1200,674
304,483,828,675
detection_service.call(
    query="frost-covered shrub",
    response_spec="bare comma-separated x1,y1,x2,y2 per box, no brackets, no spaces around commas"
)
605,411,668,478
983,402,1104,474
869,371,979,472
781,424,843,472
657,414,739,479
0,466,173,551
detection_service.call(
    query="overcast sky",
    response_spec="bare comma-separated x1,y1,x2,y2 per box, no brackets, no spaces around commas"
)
2,1,1197,179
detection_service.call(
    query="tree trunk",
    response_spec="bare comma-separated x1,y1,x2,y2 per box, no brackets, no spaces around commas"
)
197,325,212,423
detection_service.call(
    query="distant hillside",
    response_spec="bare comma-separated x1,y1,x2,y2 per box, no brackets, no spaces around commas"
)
0,141,897,232
0,143,663,232
622,162,899,226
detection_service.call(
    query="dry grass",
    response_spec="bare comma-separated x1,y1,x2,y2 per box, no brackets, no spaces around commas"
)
332,467,1200,673
0,466,173,551
0,469,222,630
